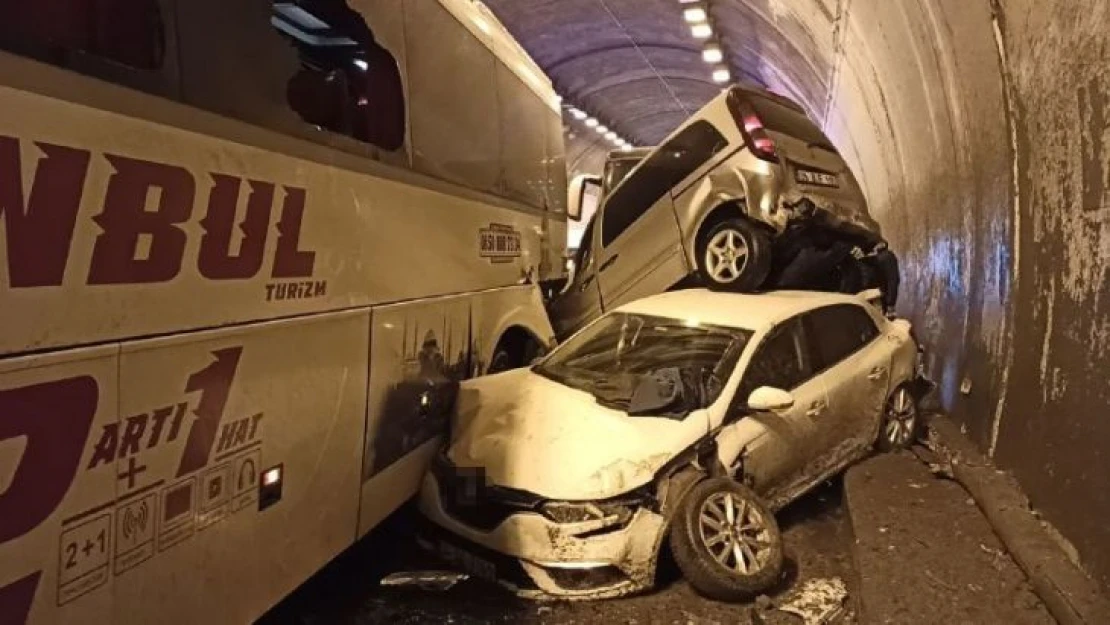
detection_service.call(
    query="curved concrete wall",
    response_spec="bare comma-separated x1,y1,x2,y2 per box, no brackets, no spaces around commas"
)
712,0,1108,586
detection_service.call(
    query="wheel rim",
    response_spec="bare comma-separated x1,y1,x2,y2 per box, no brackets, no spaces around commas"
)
704,229,750,284
884,387,917,446
488,350,510,373
697,491,773,576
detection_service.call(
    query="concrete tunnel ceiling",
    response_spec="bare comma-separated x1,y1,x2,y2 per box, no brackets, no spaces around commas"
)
483,0,1110,593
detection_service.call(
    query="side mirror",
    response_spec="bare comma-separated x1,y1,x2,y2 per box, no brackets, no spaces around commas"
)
746,386,795,412
567,174,602,223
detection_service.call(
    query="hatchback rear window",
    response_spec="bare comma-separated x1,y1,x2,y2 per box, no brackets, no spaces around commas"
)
748,94,836,151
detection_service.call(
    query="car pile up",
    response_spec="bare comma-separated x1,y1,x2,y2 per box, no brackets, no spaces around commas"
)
550,84,899,342
416,288,933,601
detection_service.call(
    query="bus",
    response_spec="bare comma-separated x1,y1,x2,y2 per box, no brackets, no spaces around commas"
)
0,1,566,623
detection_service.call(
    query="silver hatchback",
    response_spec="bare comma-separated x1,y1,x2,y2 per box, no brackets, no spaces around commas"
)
553,85,880,339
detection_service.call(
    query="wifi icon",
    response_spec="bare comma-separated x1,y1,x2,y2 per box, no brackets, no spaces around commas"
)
122,499,150,540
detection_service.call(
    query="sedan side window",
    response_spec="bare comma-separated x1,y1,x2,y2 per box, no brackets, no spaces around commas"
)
738,318,812,401
805,304,880,371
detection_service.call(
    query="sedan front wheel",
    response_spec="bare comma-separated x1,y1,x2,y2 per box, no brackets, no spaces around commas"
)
669,478,784,602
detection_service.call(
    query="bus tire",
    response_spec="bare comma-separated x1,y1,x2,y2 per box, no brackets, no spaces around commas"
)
487,329,541,374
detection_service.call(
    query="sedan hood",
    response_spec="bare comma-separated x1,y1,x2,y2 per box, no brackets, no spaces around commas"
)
447,369,708,501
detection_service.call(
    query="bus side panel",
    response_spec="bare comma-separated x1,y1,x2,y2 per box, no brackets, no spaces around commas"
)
470,285,557,373
337,169,545,309
105,310,369,625
0,345,119,625
357,296,470,536
0,81,551,358
354,285,555,536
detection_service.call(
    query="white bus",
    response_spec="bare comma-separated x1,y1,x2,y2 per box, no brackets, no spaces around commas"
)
0,1,566,623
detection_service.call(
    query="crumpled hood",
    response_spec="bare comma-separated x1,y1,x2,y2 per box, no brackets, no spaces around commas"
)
447,368,708,501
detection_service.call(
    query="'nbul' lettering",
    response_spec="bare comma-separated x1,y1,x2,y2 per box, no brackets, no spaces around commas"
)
0,136,317,287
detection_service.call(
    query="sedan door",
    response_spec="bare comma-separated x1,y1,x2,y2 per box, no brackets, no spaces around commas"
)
715,316,829,498
803,304,892,451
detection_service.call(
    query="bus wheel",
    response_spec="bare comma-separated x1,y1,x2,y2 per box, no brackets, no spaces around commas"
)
487,329,540,374
488,348,513,374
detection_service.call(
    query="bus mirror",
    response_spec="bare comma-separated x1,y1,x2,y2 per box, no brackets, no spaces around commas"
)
568,174,602,222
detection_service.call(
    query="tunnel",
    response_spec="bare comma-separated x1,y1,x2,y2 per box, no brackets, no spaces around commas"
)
482,0,1110,591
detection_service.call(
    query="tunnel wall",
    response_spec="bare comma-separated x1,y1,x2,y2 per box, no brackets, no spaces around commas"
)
809,0,1110,588
557,0,1109,586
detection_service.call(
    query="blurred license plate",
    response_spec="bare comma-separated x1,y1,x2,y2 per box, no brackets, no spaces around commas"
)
795,169,839,187
438,540,497,581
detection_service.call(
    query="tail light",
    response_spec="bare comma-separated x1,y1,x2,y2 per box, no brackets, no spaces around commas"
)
727,90,778,163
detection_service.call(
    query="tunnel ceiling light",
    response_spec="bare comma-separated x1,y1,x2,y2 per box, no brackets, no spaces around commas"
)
712,66,731,83
702,43,723,64
691,23,713,39
585,117,599,127
570,108,587,120
621,144,633,152
596,125,609,134
683,7,708,23
605,131,618,140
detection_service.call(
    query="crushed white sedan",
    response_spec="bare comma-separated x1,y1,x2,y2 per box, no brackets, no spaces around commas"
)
417,289,931,601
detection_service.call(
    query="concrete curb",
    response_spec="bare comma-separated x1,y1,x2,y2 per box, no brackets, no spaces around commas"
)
923,415,1110,625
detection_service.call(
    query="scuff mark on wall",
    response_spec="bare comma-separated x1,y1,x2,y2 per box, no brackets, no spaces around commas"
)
987,2,1022,458
1038,276,1056,406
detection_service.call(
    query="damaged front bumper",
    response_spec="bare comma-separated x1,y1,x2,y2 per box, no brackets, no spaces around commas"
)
416,470,666,600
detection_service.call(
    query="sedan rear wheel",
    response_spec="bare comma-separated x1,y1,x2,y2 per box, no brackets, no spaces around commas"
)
877,385,919,451
669,478,783,601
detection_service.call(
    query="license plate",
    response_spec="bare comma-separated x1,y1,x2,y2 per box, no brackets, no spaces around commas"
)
438,540,498,582
795,169,839,187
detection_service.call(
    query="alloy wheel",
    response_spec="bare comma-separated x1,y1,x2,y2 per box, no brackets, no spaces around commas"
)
704,229,750,284
697,491,773,575
884,387,918,447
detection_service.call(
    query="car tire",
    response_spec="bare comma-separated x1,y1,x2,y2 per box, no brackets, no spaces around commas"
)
876,384,920,451
669,477,784,602
487,348,513,374
695,217,772,292
488,332,543,374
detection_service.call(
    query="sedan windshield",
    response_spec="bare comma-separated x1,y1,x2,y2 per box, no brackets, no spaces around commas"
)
534,313,753,417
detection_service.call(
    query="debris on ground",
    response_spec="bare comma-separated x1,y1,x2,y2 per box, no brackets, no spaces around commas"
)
379,571,469,591
776,577,849,625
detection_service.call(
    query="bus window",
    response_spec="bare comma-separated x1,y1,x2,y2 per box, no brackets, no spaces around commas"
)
272,0,406,152
0,0,165,70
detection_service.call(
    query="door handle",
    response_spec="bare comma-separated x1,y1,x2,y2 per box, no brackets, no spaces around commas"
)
806,401,826,418
598,255,619,273
579,273,595,291
868,367,887,381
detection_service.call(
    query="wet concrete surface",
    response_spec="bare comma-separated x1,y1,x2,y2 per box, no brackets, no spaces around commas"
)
845,450,1054,625
258,479,854,625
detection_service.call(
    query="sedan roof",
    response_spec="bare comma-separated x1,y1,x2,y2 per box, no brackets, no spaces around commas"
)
614,289,871,332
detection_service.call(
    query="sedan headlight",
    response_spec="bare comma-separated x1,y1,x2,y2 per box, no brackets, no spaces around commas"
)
540,501,635,527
